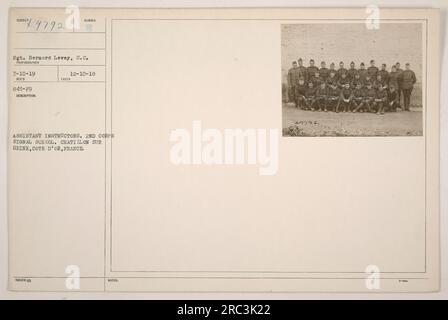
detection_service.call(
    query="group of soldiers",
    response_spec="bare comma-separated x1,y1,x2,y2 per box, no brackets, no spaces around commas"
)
286,59,417,114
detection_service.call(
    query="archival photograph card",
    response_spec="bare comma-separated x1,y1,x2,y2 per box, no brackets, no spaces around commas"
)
8,7,440,292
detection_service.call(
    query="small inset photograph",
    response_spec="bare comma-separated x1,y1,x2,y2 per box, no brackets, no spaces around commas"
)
281,23,423,137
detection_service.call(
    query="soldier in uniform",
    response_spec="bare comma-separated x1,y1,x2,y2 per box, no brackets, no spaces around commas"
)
327,81,341,112
315,82,329,112
338,72,350,89
295,77,307,109
338,83,353,113
388,65,400,97
352,83,365,112
367,59,379,79
347,61,358,81
307,59,319,83
373,74,386,90
319,61,330,82
311,71,323,88
350,72,363,89
373,86,388,115
304,82,317,111
337,61,347,80
364,74,374,88
379,64,389,87
395,62,404,107
363,82,376,113
287,60,301,106
400,63,417,111
329,62,337,79
297,58,308,82
358,62,368,82
387,85,400,112
326,70,338,90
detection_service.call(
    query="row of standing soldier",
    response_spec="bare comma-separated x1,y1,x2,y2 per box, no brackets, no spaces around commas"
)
287,59,417,112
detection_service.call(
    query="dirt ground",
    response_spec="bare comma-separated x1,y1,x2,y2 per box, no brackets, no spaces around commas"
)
282,103,423,136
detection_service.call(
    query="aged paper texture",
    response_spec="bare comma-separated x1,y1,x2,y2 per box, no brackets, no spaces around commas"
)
8,8,440,292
